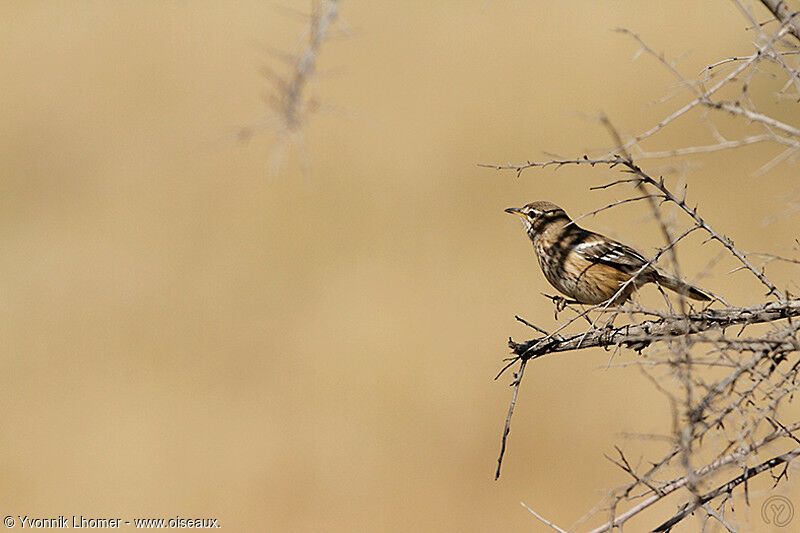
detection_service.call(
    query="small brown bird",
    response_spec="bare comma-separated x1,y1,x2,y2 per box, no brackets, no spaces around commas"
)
506,201,711,305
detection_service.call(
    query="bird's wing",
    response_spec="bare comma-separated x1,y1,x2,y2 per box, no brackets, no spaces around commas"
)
572,232,650,273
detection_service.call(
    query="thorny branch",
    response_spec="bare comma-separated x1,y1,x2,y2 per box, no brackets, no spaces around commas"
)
484,2,800,530
490,152,800,531
760,0,800,43
509,299,800,361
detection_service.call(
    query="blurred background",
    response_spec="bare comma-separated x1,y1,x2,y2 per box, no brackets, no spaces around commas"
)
1,1,800,531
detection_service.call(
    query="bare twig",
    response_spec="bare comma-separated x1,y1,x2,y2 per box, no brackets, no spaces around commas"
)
495,359,527,480
520,502,568,533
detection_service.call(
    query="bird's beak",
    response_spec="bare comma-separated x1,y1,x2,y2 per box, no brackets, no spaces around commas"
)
505,207,527,218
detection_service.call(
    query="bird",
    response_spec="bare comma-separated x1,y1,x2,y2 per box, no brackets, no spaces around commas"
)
505,201,711,305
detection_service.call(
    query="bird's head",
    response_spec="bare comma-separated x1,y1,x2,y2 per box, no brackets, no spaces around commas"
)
505,201,570,236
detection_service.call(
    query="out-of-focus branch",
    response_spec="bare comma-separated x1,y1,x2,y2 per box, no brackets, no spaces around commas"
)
587,422,800,533
279,0,339,133
759,0,800,43
705,99,800,138
240,0,341,173
602,23,800,170
652,446,800,532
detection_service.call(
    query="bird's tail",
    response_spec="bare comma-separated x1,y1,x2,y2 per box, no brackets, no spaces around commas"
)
653,273,712,301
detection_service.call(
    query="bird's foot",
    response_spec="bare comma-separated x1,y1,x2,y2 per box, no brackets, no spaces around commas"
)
552,295,569,320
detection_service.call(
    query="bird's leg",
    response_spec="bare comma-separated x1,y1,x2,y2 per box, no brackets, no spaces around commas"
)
543,293,580,320
554,296,568,320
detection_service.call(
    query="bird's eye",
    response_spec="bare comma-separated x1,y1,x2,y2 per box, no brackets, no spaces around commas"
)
527,210,540,218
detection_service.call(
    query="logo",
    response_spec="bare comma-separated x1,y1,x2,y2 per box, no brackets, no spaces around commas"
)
762,495,794,527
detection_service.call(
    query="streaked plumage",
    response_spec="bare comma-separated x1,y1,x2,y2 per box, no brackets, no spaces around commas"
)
506,201,711,305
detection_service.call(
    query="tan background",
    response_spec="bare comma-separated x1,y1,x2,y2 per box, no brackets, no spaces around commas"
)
1,1,799,531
